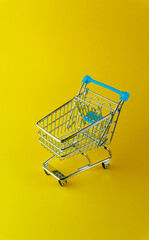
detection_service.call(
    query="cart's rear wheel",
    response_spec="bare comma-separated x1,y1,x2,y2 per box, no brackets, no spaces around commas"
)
58,180,67,187
102,162,110,169
44,169,50,175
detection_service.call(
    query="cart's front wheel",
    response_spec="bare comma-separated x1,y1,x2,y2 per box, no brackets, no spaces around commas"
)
44,169,50,175
102,162,110,169
58,180,67,187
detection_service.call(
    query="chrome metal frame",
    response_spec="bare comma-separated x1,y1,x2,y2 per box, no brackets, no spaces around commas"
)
36,82,124,185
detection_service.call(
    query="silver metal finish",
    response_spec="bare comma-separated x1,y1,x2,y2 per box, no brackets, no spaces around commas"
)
37,82,124,185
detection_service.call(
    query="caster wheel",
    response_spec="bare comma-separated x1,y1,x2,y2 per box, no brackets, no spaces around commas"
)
44,169,50,175
102,162,110,169
58,180,67,187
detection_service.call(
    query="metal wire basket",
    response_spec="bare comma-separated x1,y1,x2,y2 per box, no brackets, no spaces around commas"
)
36,75,130,186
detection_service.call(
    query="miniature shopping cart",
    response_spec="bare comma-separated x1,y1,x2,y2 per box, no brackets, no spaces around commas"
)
36,75,130,186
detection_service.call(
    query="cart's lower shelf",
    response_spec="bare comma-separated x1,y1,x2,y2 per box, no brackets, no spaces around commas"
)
43,164,66,180
42,146,112,187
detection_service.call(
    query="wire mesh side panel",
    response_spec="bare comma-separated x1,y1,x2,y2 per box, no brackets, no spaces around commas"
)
37,88,120,159
37,94,90,158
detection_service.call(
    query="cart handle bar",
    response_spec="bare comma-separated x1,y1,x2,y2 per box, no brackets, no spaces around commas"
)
82,75,130,101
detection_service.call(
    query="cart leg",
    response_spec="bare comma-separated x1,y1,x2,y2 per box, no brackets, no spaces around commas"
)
102,146,112,169
43,155,56,176
102,145,112,158
42,155,68,186
80,151,91,165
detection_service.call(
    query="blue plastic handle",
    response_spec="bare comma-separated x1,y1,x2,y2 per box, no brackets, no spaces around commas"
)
82,75,130,101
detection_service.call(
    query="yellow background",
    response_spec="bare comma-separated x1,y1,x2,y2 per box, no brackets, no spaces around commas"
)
1,0,149,239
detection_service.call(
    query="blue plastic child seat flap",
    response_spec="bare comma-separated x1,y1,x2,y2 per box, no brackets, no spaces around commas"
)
83,111,102,124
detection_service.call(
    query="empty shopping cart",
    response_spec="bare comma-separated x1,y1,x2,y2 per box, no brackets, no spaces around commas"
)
36,75,130,186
